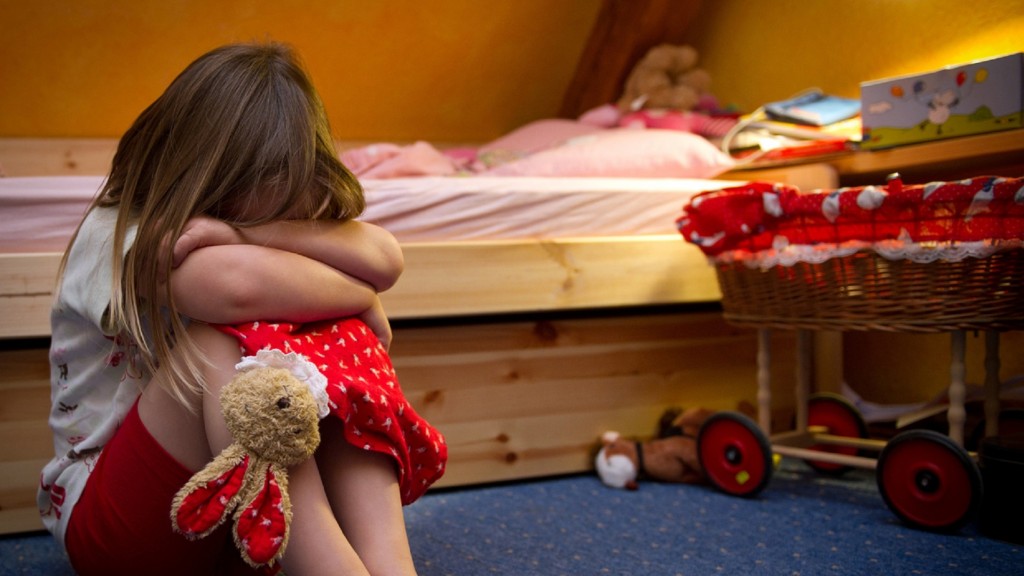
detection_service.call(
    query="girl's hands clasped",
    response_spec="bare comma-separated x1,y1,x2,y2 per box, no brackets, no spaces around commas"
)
172,217,243,268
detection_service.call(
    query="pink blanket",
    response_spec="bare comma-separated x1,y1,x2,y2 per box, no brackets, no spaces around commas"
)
340,119,734,180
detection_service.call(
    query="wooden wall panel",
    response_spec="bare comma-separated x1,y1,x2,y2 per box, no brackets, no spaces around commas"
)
0,312,798,534
0,347,51,534
391,311,797,488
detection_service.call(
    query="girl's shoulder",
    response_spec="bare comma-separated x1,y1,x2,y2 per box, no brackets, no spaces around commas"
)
59,207,138,328
71,207,137,257
77,205,121,235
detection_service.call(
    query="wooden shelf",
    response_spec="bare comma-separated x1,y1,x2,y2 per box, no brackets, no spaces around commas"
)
836,129,1024,182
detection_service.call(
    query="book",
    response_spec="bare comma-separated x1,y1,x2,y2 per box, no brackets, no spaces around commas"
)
748,116,863,141
764,91,861,126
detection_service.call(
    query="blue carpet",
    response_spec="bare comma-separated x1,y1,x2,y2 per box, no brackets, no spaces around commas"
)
2,459,1020,575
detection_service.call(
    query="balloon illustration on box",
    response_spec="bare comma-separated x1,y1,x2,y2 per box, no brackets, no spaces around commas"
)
860,54,1019,149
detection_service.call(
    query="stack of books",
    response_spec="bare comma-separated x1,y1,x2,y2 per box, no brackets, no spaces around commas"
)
726,91,862,162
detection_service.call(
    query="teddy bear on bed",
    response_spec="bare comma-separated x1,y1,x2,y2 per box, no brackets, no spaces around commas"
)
595,43,736,140
618,44,712,114
595,406,715,490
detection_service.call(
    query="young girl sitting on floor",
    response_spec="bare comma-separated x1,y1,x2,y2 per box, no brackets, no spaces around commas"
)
39,41,445,576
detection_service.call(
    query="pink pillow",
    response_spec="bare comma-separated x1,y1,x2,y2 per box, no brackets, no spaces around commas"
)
485,128,734,178
476,119,603,168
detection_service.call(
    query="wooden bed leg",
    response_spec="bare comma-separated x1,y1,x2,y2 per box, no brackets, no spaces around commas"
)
757,328,772,434
812,331,843,394
795,329,812,432
948,330,967,447
984,330,1001,439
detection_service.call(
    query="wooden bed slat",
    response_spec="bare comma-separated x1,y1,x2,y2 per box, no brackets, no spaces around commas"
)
0,254,61,338
385,235,718,318
0,236,719,339
0,138,117,177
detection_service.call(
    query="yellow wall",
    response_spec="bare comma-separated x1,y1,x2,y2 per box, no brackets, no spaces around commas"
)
685,0,1024,113
6,1,1022,143
0,0,599,141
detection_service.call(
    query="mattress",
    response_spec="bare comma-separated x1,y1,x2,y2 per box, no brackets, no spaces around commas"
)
0,175,735,253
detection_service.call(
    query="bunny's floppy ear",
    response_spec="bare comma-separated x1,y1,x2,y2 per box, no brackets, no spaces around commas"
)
233,462,292,568
171,445,251,539
171,446,292,570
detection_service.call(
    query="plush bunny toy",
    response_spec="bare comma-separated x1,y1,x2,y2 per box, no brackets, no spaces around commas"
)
171,317,447,573
170,349,330,571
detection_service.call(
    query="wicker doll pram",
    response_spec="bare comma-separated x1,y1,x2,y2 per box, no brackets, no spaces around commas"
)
677,174,1024,531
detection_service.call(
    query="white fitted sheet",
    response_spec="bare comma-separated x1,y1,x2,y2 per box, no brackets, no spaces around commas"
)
0,175,734,253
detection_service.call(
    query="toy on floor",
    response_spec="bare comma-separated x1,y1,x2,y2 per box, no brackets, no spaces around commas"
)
595,407,715,490
171,349,329,571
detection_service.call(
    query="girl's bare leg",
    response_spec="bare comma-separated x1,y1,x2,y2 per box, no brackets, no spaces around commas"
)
137,322,231,470
139,323,371,576
281,457,370,576
316,418,418,575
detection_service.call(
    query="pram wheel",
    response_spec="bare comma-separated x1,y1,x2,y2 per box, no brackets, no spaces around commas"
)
877,429,982,531
803,392,869,476
697,411,773,498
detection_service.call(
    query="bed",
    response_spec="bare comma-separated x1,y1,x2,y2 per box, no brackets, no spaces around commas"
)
0,129,826,535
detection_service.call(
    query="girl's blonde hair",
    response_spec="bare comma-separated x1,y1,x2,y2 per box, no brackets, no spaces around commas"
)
62,41,364,405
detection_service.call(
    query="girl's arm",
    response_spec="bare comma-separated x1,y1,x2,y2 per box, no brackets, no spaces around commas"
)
168,243,380,326
242,220,404,292
172,217,404,292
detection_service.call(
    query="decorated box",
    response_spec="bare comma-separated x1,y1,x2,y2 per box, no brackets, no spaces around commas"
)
859,53,1022,150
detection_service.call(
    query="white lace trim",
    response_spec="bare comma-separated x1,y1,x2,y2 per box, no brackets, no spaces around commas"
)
235,349,331,419
711,238,1024,270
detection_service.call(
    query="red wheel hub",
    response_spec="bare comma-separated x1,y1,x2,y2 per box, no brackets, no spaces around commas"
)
877,430,981,531
698,413,772,498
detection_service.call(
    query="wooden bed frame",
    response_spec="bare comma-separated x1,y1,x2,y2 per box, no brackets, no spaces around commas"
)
0,138,828,535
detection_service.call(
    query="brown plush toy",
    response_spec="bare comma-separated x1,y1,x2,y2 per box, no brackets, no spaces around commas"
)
595,407,715,490
171,351,328,572
617,44,712,112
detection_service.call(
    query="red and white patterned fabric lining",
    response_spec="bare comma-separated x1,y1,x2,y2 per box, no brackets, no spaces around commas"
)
677,175,1024,268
